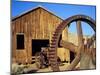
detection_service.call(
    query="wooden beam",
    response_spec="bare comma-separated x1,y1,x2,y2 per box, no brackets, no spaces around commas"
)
76,21,83,45
60,40,77,53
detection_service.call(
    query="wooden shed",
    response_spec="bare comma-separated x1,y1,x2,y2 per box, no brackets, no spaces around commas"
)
11,6,70,64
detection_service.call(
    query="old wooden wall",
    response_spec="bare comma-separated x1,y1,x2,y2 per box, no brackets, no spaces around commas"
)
12,7,69,64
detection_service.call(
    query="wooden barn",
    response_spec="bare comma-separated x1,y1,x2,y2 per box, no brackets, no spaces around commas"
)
11,6,71,64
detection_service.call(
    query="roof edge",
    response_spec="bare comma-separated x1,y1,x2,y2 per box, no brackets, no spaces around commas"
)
12,6,63,21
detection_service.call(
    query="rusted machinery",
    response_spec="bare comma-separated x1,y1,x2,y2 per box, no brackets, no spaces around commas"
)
35,47,62,69
49,15,96,71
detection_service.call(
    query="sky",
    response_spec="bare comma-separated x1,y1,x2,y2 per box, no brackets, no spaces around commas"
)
12,0,96,36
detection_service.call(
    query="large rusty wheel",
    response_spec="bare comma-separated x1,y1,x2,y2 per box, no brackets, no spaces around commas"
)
49,15,96,71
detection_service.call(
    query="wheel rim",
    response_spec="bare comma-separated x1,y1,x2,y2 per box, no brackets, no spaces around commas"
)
49,15,96,71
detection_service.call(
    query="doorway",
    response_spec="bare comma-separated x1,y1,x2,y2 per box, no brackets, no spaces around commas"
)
32,39,49,56
70,51,75,63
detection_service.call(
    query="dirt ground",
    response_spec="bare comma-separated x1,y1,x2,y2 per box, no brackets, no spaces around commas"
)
33,63,70,72
11,62,80,74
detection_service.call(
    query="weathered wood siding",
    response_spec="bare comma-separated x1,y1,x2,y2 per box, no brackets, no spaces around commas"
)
12,7,64,63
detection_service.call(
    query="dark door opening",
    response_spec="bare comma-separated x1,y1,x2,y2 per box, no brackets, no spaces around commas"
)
32,39,49,56
58,34,62,48
70,51,75,63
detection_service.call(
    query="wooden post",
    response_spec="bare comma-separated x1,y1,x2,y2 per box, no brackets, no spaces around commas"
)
76,21,83,45
76,20,84,69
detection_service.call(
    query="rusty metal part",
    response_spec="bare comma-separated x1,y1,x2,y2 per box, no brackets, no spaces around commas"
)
76,20,84,69
49,15,96,71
